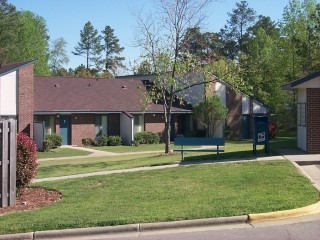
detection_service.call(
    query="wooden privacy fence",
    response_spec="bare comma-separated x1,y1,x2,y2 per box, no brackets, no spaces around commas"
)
0,119,17,207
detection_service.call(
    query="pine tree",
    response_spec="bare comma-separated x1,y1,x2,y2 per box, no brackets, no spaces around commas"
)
101,25,125,76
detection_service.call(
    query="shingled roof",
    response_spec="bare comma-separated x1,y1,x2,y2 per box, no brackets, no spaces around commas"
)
34,76,191,113
0,60,36,77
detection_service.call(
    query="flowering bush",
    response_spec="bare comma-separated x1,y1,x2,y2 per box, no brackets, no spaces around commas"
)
16,132,38,188
269,122,279,139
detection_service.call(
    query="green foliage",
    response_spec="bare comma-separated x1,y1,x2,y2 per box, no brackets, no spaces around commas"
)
0,0,19,65
193,96,228,137
43,139,53,152
101,25,125,75
95,135,109,146
16,132,38,188
107,135,122,146
45,134,62,149
134,131,160,145
12,11,50,75
49,37,70,75
72,21,102,70
218,1,256,59
82,138,94,146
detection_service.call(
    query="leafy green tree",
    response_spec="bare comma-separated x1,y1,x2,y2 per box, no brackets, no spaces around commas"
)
181,27,222,64
134,0,213,153
49,37,70,75
12,11,50,75
133,59,152,75
193,96,228,137
101,25,125,76
0,0,19,65
279,0,320,78
73,21,102,70
218,1,256,60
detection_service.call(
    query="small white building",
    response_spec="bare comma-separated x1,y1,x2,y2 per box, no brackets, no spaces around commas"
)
282,72,320,153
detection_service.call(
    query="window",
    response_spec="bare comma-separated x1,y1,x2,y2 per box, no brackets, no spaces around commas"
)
297,103,306,127
34,115,55,134
134,115,140,126
95,115,108,136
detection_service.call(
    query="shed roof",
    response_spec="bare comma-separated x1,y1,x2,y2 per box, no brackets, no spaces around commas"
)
0,60,36,77
34,76,191,113
282,71,320,89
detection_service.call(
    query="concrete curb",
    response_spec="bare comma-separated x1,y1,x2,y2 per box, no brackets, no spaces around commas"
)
0,216,248,240
248,201,320,223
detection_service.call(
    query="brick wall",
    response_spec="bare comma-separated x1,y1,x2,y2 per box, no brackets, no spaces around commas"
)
226,86,242,139
71,114,95,145
18,64,34,137
307,88,320,153
145,113,165,136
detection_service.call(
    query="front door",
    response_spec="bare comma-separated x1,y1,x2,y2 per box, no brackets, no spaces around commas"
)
242,115,250,139
59,115,71,145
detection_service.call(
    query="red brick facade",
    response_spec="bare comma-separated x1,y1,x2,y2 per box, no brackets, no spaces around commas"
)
18,65,34,137
145,113,165,136
307,88,320,153
71,114,95,145
226,85,243,139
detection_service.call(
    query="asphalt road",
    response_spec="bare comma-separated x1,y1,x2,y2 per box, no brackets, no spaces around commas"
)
89,213,320,240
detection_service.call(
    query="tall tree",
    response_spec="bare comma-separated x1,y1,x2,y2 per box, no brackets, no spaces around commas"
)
181,27,222,64
48,37,70,75
101,26,125,76
218,1,256,60
73,21,102,70
12,11,50,75
279,0,320,78
0,0,19,65
134,0,214,153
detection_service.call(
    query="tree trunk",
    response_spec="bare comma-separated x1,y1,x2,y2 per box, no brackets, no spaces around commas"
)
164,105,172,154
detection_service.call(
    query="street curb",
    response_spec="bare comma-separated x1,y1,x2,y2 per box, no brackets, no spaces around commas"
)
248,201,320,223
0,216,248,240
139,215,248,231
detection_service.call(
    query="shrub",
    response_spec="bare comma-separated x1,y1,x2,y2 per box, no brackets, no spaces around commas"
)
45,134,62,148
82,138,93,146
95,135,108,146
16,132,38,188
43,139,53,152
134,132,160,145
108,135,122,146
269,122,279,139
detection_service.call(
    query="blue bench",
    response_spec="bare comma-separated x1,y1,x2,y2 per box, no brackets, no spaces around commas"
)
173,137,225,161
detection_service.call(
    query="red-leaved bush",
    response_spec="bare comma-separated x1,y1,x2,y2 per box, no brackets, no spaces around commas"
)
16,132,38,188
269,122,279,139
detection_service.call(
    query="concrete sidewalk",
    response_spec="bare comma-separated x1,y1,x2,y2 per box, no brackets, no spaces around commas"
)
3,148,320,240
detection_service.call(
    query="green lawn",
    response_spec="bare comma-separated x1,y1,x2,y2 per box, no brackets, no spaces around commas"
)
38,147,92,159
1,160,318,235
37,141,266,179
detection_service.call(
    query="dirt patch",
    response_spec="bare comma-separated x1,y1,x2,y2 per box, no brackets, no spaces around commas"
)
0,187,62,216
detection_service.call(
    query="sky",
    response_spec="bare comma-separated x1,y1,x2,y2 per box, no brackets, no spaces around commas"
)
9,0,292,74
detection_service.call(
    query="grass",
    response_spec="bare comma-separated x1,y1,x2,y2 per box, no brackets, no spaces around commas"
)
89,143,167,153
36,129,296,179
37,142,267,179
37,153,179,179
1,160,318,235
38,147,92,159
